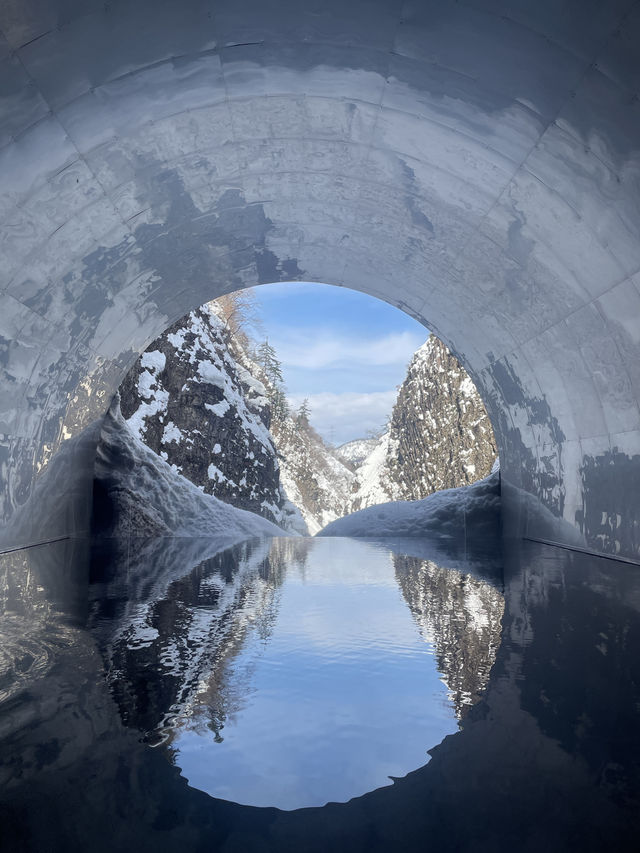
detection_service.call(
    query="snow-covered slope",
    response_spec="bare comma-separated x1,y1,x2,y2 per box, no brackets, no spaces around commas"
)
271,418,355,536
318,471,500,539
335,438,379,467
94,400,286,540
348,335,498,513
118,303,303,533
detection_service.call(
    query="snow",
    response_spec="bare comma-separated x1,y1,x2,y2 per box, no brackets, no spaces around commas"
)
140,350,166,372
162,422,184,444
207,463,227,484
205,400,231,417
317,471,500,539
98,399,287,540
197,359,227,388
348,431,395,509
336,437,380,467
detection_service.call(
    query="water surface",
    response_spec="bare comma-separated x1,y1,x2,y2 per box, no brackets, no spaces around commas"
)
94,536,504,809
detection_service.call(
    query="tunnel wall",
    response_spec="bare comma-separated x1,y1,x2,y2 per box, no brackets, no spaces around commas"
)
1,0,640,559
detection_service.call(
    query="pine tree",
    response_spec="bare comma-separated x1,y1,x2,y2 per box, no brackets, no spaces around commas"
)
256,339,289,423
256,339,283,385
296,399,311,430
271,387,289,422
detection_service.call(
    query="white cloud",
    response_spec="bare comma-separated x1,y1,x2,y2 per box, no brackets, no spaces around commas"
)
275,330,424,371
287,390,398,445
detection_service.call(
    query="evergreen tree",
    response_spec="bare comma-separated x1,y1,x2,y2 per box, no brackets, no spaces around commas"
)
296,399,311,429
256,339,283,385
271,387,289,422
256,339,288,423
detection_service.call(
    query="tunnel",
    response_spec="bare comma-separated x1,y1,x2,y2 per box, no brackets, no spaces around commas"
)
1,0,639,561
2,3,640,849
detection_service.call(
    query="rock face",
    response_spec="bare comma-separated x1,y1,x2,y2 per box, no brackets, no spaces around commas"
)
93,401,286,541
118,304,302,531
350,335,498,511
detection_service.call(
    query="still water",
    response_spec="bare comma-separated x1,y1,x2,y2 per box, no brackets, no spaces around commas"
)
95,537,504,809
4,535,640,851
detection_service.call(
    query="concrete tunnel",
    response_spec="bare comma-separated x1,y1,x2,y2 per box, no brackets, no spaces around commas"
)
1,0,640,562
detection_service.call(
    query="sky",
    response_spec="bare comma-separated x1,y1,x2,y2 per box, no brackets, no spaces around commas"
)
249,282,428,446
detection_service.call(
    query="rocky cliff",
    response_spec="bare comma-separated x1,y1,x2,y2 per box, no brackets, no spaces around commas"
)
118,303,303,532
349,335,498,511
112,309,496,535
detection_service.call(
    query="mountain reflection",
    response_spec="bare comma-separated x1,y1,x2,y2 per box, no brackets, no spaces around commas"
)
92,537,309,741
393,554,505,720
92,535,504,780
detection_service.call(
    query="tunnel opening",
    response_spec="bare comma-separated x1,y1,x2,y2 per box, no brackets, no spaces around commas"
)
2,0,639,562
91,281,500,544
83,279,506,810
2,0,640,845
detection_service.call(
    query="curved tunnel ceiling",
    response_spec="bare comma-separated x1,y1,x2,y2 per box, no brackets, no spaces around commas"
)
1,0,639,559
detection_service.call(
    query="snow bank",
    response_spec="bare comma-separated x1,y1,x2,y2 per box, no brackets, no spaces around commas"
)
95,399,287,540
317,471,501,539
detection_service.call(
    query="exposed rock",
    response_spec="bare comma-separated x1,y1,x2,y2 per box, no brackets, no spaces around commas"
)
350,335,498,512
118,304,301,531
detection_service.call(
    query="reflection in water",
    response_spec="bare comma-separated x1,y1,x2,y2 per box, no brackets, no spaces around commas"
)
2,537,640,850
394,555,504,718
91,536,504,809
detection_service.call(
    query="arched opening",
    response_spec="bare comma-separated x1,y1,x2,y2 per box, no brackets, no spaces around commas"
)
2,2,640,847
2,1,639,561
97,281,497,535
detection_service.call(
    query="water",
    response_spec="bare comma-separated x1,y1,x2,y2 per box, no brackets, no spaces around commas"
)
93,537,504,810
3,534,640,852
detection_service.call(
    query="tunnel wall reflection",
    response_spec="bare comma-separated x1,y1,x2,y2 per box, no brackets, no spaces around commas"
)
1,0,640,559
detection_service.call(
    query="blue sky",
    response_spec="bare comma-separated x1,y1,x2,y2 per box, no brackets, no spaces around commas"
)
250,283,428,445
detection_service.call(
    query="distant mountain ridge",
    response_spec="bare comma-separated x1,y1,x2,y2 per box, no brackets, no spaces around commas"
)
335,438,379,468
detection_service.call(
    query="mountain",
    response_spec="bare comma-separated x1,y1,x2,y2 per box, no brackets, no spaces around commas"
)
113,299,354,536
93,400,286,541
335,438,379,467
271,416,355,536
110,305,496,538
349,335,498,512
117,303,304,533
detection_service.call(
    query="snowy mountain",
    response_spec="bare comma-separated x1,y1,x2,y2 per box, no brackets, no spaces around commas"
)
349,335,498,512
335,438,379,467
271,417,355,536
118,303,304,533
113,298,352,537
110,306,496,538
93,401,285,541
